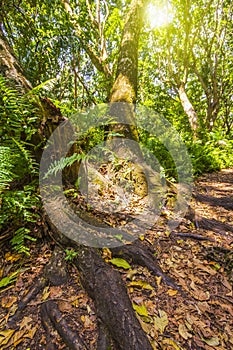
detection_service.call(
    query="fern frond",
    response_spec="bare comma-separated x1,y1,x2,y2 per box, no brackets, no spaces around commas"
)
45,152,85,178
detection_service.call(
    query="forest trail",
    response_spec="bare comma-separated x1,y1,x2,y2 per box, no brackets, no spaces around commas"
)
0,169,232,349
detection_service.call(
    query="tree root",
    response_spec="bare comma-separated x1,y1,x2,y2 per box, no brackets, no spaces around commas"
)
41,300,88,350
96,320,112,350
8,274,47,325
198,217,233,234
194,193,233,210
111,240,183,292
76,246,153,350
170,232,215,242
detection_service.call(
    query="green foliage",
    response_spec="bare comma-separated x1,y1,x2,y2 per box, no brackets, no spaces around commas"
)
0,76,40,254
109,258,131,269
188,132,233,176
10,227,36,255
65,248,78,262
0,270,21,289
45,152,86,178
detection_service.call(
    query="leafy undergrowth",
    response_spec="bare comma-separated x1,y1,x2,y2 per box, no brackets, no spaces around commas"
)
0,169,233,349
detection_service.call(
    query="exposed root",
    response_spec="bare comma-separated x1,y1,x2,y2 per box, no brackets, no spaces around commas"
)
41,300,88,350
198,217,233,234
194,193,233,210
76,246,153,350
111,240,183,292
96,320,112,350
170,232,215,241
9,274,47,325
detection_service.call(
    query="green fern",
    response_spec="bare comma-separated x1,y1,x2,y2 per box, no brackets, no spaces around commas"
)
0,146,16,192
0,270,21,289
10,227,36,255
45,152,86,178
0,75,40,255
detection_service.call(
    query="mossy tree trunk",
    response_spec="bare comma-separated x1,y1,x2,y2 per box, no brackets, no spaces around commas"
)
0,3,159,349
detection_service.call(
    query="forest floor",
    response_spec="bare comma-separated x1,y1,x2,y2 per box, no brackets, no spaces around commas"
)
0,169,232,350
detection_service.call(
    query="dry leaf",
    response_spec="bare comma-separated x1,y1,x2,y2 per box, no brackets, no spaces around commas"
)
42,286,50,301
167,289,178,296
154,309,168,334
58,300,73,313
71,298,79,307
128,280,154,290
156,276,162,287
49,286,63,298
20,316,33,330
81,315,93,328
190,282,210,301
0,329,15,346
162,337,185,350
5,252,22,262
178,323,192,340
133,303,149,317
202,336,220,346
1,296,17,308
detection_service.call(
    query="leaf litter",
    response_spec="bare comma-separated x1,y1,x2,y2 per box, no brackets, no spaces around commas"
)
0,169,232,349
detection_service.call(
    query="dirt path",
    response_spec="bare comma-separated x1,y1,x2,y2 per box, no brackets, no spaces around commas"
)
0,169,232,349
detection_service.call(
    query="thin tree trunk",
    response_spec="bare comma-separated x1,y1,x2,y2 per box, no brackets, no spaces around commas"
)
178,83,198,134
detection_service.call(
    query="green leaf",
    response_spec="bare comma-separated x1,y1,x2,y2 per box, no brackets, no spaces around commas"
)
0,271,20,288
109,258,131,270
132,303,148,317
128,280,154,290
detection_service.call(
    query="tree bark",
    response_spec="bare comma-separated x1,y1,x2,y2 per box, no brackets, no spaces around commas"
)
1,4,155,348
109,0,147,141
178,83,198,134
0,27,32,93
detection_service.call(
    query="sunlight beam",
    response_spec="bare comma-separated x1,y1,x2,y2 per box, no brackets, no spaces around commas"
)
147,3,174,29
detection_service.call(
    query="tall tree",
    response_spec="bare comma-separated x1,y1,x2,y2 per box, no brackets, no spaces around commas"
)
143,0,233,135
0,1,169,349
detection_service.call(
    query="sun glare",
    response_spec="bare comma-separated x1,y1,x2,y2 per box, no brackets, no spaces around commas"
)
147,3,173,29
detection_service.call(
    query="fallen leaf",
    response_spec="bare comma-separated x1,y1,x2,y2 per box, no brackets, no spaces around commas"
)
81,315,93,328
71,298,79,307
202,336,220,346
167,289,178,296
49,286,63,298
162,337,185,350
0,329,15,346
20,316,33,330
42,286,50,301
1,296,17,308
109,258,131,269
133,303,148,317
128,280,154,290
58,300,73,313
178,323,192,340
156,276,162,287
190,282,210,301
5,252,22,262
102,248,112,260
154,309,168,334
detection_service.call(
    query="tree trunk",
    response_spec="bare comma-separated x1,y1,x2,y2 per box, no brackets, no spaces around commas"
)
109,0,146,141
178,83,198,134
0,3,157,349
0,27,32,93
